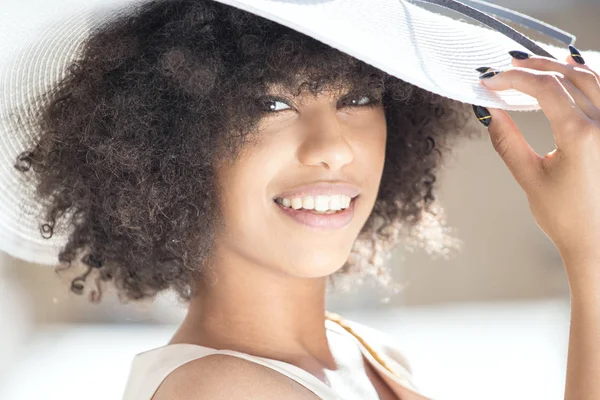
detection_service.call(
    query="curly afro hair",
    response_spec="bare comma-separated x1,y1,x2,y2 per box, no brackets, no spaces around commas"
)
13,0,482,304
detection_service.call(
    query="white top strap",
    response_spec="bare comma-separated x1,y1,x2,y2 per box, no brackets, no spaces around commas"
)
121,317,428,400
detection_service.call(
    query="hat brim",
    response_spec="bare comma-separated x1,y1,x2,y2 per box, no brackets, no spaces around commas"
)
212,0,600,110
1,0,599,265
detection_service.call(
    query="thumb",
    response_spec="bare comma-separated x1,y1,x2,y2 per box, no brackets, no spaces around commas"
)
474,106,542,190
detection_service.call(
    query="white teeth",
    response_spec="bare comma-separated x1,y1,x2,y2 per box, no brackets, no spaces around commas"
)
291,197,303,210
329,196,341,211
314,196,330,212
302,196,315,210
341,196,350,208
276,194,353,211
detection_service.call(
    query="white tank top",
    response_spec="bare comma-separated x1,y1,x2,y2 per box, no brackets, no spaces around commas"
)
121,311,433,400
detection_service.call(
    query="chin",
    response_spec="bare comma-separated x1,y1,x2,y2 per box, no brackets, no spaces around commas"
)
283,252,350,278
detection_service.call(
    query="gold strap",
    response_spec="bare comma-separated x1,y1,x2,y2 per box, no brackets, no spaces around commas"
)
325,311,403,378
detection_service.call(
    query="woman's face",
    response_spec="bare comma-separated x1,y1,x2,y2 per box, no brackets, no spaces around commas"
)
214,83,387,278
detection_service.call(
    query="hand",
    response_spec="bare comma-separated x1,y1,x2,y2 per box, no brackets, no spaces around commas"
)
474,49,600,288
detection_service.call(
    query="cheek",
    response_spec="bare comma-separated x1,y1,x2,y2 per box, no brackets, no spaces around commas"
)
216,146,282,229
351,116,387,171
348,106,386,139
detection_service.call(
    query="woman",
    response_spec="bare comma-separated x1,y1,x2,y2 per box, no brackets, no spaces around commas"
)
1,0,599,399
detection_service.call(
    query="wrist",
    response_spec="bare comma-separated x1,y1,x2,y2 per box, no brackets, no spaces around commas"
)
565,269,600,303
559,252,600,298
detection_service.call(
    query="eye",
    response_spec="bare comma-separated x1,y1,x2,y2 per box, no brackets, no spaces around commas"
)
260,97,292,113
340,95,379,108
258,94,380,114
349,96,371,106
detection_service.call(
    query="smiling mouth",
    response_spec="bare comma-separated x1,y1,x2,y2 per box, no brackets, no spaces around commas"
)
272,195,358,230
273,195,359,213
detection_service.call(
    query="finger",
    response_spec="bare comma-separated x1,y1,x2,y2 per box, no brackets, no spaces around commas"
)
508,53,600,109
565,46,600,80
480,68,592,150
559,77,600,121
481,106,543,190
566,61,600,81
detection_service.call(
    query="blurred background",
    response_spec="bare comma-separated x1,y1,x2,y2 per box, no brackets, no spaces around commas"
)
1,1,599,399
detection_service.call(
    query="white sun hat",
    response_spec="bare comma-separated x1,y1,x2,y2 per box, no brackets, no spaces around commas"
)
1,0,599,266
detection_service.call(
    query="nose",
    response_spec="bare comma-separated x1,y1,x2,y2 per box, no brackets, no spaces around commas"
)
297,110,354,170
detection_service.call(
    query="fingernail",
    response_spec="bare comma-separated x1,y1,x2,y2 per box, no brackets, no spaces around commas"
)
475,67,493,73
508,50,530,60
472,105,492,127
569,45,585,64
478,69,502,79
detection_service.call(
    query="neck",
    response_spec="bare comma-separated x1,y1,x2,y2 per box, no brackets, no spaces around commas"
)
171,248,337,369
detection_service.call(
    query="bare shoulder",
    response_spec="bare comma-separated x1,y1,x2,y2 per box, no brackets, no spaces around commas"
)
152,353,319,400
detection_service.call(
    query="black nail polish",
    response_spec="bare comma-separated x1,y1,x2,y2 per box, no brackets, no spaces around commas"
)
472,105,492,127
475,67,493,73
478,70,502,79
569,45,585,64
509,50,529,60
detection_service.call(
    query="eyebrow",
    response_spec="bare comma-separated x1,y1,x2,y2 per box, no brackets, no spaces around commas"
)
264,85,383,100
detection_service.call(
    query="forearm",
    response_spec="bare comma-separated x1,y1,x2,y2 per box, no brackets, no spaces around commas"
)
563,265,600,400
